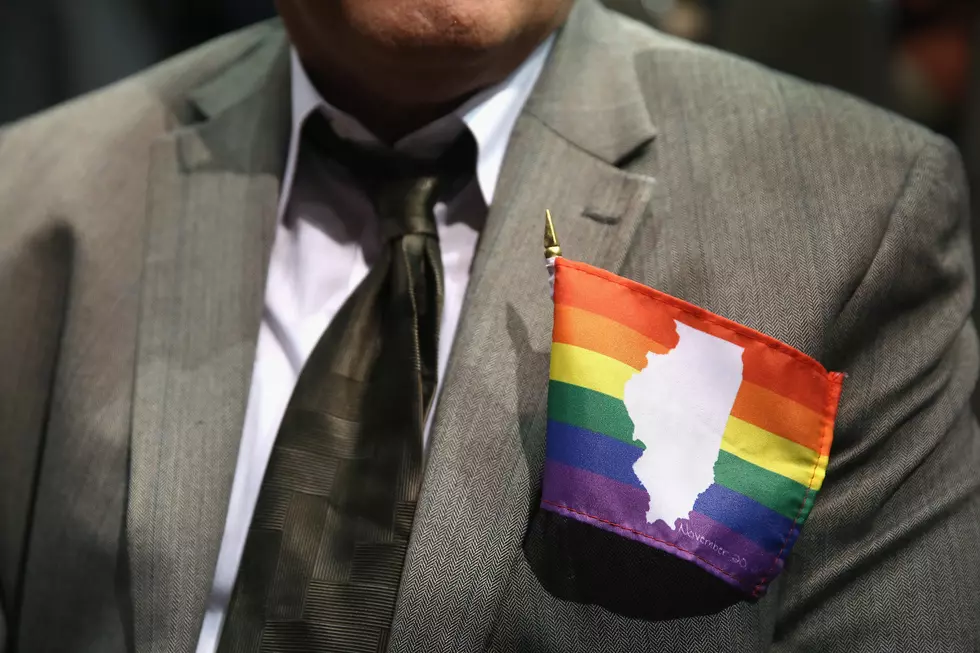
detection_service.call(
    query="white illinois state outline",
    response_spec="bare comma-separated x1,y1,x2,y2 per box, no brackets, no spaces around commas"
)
623,321,745,527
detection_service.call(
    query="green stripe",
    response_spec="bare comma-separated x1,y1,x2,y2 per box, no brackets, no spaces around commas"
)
547,380,640,448
795,489,819,524
713,450,810,520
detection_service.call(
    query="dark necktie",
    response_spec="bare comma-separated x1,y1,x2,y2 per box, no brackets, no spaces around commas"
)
218,115,474,653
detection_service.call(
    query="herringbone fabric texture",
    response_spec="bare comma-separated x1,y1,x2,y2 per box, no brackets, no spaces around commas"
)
218,123,467,652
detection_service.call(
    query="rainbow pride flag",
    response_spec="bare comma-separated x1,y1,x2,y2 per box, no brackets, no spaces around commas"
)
542,257,844,597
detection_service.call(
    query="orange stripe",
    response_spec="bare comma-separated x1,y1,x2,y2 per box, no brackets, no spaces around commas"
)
669,317,829,417
553,304,668,370
554,264,679,351
730,382,824,452
555,259,830,415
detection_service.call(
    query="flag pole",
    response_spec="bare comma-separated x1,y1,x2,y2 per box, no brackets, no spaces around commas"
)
544,209,562,258
544,210,562,299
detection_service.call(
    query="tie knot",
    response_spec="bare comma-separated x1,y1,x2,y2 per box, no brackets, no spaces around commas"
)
302,112,476,243
376,175,441,242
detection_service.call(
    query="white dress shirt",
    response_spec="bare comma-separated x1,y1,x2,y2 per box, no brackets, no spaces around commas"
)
195,37,553,652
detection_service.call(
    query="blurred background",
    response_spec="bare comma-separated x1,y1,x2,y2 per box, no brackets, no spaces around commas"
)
1,0,978,381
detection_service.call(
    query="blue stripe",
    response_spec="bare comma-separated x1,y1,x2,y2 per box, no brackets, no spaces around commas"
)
546,418,794,554
546,419,643,488
694,483,794,554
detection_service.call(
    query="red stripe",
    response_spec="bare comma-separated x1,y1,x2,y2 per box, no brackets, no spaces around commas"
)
554,258,837,415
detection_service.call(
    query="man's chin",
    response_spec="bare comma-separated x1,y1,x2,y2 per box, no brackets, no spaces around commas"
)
343,5,520,61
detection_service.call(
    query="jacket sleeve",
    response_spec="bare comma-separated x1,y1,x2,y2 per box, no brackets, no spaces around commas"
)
772,137,980,650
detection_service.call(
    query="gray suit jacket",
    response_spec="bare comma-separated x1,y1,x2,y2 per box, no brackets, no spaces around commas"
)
1,1,978,651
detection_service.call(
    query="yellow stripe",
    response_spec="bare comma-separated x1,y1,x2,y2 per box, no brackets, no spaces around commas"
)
721,416,825,487
809,454,830,492
550,343,636,400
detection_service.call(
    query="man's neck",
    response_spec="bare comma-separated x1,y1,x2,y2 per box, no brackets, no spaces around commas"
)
304,72,480,144
287,27,559,144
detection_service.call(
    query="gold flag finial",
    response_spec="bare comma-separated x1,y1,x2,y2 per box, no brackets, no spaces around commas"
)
544,209,562,258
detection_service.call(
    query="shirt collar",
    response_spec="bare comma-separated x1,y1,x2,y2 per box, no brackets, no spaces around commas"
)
280,35,554,216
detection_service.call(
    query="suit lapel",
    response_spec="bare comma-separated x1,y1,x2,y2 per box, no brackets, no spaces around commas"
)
391,2,661,650
127,27,290,653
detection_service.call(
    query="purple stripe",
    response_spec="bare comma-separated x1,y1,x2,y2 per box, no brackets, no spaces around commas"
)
541,460,783,593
